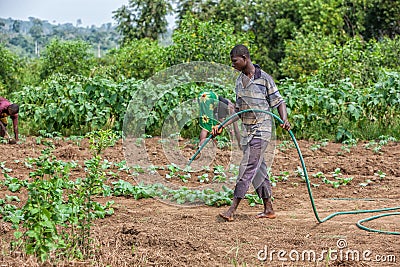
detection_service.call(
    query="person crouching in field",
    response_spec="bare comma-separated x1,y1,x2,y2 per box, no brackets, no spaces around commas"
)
197,91,241,152
212,44,291,221
0,97,19,144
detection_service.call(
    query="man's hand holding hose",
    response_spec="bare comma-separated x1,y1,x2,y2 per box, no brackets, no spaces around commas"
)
278,102,291,131
211,124,224,136
280,119,291,131
211,112,240,137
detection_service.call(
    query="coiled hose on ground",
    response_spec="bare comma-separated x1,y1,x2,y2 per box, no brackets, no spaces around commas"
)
188,109,400,235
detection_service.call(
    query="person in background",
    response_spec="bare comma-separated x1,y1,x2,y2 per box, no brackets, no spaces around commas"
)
0,97,19,143
197,91,241,151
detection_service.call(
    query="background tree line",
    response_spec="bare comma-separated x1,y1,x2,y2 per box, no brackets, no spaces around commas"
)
0,17,120,58
0,0,399,140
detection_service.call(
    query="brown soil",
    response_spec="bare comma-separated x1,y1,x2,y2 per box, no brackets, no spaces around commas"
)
0,136,399,267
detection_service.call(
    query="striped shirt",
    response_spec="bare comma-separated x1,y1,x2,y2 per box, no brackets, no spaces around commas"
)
234,64,284,144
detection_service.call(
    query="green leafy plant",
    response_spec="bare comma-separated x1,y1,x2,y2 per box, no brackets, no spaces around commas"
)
2,173,27,192
213,165,227,183
165,163,181,179
11,147,77,261
313,169,353,188
295,166,305,181
0,161,13,173
197,173,209,183
216,135,231,149
245,193,263,207
6,131,116,262
340,138,357,153
270,171,290,187
278,140,294,152
310,139,329,151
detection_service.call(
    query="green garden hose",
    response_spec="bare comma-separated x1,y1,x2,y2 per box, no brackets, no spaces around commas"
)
188,109,400,235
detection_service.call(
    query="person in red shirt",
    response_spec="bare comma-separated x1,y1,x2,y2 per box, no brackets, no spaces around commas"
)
0,97,19,143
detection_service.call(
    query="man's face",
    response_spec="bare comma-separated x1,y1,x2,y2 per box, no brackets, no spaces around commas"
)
231,55,246,72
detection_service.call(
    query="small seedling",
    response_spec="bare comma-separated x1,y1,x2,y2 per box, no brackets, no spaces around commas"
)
313,171,326,179
132,164,145,174
295,166,305,181
374,170,386,179
0,161,12,173
213,165,227,182
114,160,131,173
147,165,164,174
271,171,290,186
359,179,373,187
178,173,191,182
198,173,209,183
310,139,329,151
364,135,396,154
278,140,294,151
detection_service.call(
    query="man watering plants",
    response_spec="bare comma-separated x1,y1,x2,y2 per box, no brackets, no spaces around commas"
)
197,91,241,150
212,44,291,222
0,97,19,144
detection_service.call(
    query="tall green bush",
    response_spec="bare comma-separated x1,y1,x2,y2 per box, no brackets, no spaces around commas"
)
316,36,400,87
167,14,254,66
0,44,22,96
104,15,253,81
281,34,400,88
279,32,336,82
40,39,95,80
104,38,167,80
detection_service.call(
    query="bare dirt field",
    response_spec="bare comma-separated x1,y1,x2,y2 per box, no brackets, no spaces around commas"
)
0,136,399,267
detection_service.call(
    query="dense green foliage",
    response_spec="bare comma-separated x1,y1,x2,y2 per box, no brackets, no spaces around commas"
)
172,0,400,77
281,72,400,140
104,16,252,80
281,35,400,87
0,43,22,95
13,68,398,140
39,39,96,80
105,38,167,80
0,1,399,140
13,75,142,135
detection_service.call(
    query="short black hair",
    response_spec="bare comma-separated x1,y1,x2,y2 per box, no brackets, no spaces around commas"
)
230,44,250,58
8,104,19,115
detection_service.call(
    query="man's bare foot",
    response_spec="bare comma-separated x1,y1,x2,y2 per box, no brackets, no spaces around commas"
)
219,212,234,222
255,212,276,219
